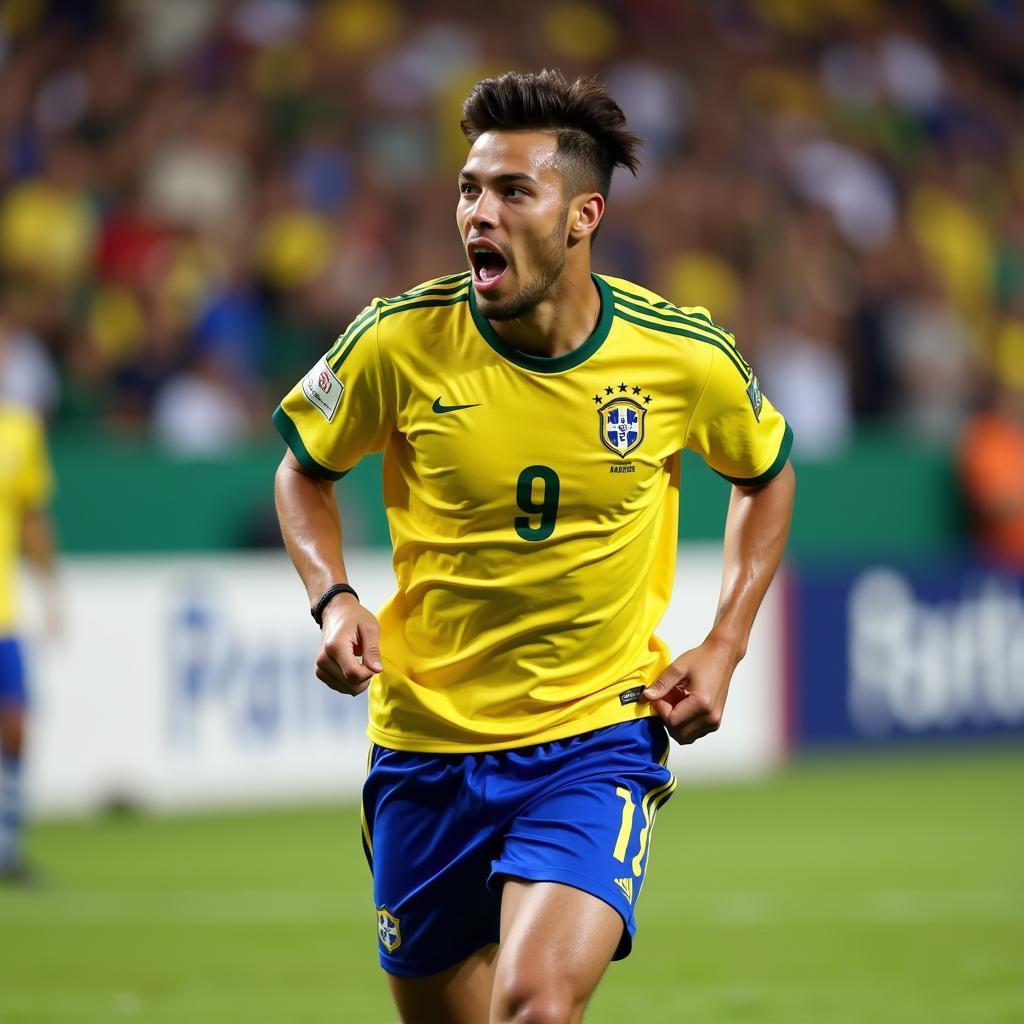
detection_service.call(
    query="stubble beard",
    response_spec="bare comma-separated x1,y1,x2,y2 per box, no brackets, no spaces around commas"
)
475,208,569,322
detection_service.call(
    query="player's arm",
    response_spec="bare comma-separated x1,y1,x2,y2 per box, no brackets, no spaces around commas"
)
21,507,56,574
644,333,795,744
275,450,383,696
273,307,391,697
17,414,61,636
21,507,61,636
643,463,795,743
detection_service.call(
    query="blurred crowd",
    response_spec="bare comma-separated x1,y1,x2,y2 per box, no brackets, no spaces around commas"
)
0,0,1023,463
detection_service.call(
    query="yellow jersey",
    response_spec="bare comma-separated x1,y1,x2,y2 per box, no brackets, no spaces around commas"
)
0,402,54,633
275,273,791,752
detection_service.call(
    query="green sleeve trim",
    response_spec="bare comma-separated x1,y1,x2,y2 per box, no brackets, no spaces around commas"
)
714,421,793,487
387,271,470,301
613,305,751,381
326,304,379,364
272,406,347,481
379,289,470,321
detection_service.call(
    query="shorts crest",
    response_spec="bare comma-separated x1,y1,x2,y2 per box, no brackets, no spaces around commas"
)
377,907,402,952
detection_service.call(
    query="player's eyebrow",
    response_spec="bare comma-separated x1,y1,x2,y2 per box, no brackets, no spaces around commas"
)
458,170,540,186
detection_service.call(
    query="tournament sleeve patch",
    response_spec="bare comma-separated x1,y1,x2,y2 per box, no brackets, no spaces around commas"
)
301,356,345,422
746,375,763,422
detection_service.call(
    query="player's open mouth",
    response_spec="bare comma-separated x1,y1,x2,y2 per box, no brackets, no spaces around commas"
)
468,241,509,292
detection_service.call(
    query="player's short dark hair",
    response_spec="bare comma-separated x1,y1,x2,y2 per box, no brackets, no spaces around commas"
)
460,69,642,201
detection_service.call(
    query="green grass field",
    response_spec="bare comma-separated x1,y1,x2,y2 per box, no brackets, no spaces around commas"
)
1,746,1021,1024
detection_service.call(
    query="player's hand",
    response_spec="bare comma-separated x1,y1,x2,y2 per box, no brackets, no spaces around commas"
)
641,638,739,745
315,595,384,696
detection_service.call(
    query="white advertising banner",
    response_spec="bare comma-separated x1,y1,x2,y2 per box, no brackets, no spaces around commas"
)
22,548,786,817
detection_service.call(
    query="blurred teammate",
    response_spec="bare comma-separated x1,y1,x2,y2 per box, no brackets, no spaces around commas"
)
0,329,58,884
959,374,1024,568
275,70,795,1023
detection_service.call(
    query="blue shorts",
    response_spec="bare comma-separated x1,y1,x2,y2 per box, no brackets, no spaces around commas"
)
0,637,26,707
361,717,676,977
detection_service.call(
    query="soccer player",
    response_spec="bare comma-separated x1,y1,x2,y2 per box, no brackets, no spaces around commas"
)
0,371,58,884
274,70,795,1024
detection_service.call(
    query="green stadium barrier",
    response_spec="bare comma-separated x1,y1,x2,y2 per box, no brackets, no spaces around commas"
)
51,429,964,556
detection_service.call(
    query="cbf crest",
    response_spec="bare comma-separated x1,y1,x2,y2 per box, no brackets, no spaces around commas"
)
377,907,401,952
593,382,652,459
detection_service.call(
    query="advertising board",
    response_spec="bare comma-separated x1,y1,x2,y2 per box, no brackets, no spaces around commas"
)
792,563,1024,744
23,548,785,816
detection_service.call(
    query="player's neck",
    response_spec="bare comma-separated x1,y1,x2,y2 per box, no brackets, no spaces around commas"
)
488,265,600,359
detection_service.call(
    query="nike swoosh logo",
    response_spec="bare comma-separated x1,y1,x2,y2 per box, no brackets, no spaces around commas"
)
432,397,482,414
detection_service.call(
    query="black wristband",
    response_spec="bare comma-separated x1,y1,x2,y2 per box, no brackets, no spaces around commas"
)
311,583,359,627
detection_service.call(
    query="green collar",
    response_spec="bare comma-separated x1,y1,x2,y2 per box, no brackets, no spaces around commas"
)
469,273,613,373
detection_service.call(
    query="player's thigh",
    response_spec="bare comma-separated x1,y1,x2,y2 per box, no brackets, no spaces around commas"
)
388,942,498,1024
489,717,675,964
0,706,25,754
490,880,622,1024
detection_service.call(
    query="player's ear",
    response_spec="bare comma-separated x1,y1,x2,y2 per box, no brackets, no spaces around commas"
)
568,193,604,244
